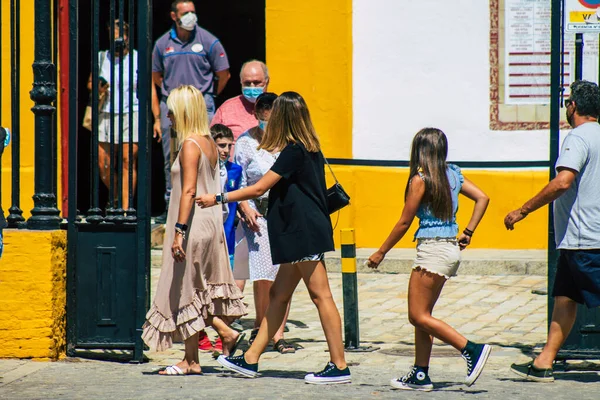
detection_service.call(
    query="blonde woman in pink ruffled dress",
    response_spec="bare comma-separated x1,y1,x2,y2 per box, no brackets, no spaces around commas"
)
142,85,246,375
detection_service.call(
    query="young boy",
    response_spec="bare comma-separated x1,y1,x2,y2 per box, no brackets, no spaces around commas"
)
0,128,10,258
196,124,243,353
210,124,243,269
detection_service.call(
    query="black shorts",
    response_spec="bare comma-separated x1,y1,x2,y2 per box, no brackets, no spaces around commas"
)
552,249,600,308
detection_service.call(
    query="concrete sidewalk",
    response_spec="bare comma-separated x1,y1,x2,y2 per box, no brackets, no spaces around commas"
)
2,259,599,399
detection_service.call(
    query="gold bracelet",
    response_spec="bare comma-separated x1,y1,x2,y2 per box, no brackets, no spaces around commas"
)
175,227,186,240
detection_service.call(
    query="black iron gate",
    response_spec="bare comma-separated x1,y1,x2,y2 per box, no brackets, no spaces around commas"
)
66,0,153,362
549,0,600,360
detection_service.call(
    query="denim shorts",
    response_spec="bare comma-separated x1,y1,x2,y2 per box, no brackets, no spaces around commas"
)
553,249,600,308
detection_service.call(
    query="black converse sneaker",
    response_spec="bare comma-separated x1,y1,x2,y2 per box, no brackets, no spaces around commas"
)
304,362,351,384
390,366,434,391
461,342,492,386
217,354,259,378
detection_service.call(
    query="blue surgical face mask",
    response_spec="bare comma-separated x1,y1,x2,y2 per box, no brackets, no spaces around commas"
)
242,86,264,103
258,120,267,131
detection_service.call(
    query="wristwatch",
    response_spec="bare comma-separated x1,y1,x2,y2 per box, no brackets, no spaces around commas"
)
215,193,224,204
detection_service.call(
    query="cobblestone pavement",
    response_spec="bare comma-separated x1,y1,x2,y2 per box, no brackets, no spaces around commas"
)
2,266,599,399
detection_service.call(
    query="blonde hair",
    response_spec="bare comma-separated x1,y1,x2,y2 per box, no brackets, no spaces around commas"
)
166,85,210,146
258,91,321,153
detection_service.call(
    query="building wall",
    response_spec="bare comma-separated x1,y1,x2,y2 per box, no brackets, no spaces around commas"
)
268,0,555,249
266,0,353,159
1,1,37,220
0,230,67,360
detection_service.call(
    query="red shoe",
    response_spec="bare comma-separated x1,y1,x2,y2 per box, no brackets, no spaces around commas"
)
198,330,214,351
214,337,223,352
214,337,223,354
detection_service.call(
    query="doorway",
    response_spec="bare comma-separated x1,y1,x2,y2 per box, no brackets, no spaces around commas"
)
75,0,266,215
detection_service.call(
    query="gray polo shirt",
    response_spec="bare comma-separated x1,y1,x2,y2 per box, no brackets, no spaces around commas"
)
152,25,229,96
554,121,600,250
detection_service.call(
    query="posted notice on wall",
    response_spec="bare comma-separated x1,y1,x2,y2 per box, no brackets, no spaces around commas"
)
505,0,600,105
505,0,570,105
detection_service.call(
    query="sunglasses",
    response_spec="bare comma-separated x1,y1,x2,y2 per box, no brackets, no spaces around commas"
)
217,143,233,149
564,99,573,107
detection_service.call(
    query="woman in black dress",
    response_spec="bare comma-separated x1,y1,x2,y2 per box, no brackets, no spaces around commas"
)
196,91,350,384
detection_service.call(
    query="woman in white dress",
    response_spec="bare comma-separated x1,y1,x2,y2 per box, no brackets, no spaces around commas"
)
235,93,295,354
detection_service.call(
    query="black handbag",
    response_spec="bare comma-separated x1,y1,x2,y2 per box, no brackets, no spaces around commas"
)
322,153,350,214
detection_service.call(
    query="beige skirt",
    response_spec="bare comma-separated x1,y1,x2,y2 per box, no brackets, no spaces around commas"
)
412,238,461,279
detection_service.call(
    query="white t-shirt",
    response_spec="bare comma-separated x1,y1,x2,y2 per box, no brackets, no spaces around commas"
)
98,50,139,113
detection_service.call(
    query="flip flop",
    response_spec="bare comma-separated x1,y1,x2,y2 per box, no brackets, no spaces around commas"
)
156,365,203,376
213,332,246,359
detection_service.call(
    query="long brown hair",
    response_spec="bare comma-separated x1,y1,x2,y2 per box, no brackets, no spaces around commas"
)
258,91,321,152
405,128,452,221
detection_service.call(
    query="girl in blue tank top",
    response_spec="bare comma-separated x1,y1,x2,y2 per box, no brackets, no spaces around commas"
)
367,128,491,391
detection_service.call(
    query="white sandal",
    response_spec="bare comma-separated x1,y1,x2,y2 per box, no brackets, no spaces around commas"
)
157,364,203,376
162,365,185,375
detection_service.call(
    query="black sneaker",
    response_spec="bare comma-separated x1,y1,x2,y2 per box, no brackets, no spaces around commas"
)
462,342,492,386
510,361,554,382
390,366,433,391
304,362,351,384
217,354,259,378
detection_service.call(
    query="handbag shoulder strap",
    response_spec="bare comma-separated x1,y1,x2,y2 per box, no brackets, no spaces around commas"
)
321,151,339,184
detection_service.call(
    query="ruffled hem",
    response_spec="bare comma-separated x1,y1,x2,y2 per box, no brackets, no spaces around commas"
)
142,283,247,352
412,265,454,280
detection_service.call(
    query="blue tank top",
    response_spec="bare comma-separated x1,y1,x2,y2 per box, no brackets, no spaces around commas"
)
414,164,464,240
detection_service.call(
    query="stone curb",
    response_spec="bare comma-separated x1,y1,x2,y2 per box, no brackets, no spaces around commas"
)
325,249,547,275
151,247,548,275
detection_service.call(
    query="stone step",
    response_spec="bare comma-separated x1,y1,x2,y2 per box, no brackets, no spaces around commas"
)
324,248,547,275
150,242,548,275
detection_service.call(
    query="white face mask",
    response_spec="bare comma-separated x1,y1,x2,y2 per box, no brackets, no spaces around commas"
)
179,12,197,31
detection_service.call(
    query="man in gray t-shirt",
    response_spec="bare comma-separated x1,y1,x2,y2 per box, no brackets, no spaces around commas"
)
151,0,231,223
504,80,600,382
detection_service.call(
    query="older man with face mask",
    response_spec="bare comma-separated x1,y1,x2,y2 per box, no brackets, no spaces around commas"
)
151,0,231,224
211,60,270,141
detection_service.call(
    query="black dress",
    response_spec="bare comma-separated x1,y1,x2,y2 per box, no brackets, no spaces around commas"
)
267,142,334,264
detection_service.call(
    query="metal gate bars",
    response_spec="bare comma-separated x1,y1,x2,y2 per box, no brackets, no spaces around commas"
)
66,0,152,362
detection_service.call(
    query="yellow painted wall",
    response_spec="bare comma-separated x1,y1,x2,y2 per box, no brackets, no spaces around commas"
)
327,167,549,249
1,1,62,221
0,230,67,360
266,0,352,159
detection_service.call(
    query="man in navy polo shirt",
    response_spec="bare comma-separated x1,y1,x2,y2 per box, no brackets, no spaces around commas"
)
151,0,230,223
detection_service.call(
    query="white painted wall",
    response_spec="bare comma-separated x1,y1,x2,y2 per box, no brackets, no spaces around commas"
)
352,0,553,162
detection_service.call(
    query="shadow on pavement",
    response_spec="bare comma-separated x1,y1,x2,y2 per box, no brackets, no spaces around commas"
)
553,372,600,383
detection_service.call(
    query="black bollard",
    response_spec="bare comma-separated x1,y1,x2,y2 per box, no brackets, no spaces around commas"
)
340,228,378,353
